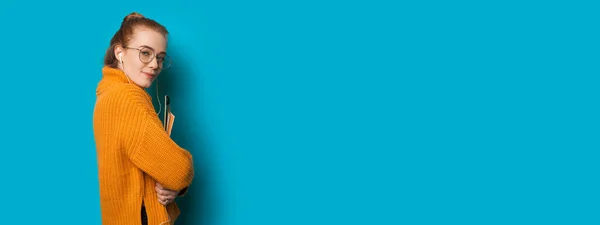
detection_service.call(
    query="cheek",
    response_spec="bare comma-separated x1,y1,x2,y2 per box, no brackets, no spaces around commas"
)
129,59,145,72
126,54,139,64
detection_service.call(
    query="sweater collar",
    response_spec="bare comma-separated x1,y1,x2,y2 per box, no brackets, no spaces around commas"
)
96,66,143,96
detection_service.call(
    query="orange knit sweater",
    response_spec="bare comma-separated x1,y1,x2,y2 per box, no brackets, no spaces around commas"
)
93,66,194,225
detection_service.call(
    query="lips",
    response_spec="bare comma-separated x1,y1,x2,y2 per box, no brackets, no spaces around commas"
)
142,72,156,79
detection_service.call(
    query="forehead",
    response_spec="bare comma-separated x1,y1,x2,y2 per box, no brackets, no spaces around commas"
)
128,27,167,53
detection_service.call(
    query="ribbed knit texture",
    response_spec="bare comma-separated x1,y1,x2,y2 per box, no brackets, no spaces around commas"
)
93,66,194,225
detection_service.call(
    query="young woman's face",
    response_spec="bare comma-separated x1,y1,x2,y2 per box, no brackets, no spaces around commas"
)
117,28,168,88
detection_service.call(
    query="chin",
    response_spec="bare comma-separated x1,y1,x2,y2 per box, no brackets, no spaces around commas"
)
135,81,151,89
140,79,153,88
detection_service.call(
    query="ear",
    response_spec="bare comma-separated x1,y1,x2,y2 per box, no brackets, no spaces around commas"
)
114,45,124,60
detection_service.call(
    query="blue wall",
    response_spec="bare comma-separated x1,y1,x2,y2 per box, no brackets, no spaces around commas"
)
1,0,599,224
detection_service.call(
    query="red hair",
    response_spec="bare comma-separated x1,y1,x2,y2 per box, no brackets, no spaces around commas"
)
104,12,169,68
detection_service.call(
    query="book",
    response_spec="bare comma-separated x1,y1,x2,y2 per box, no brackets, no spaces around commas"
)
163,95,175,136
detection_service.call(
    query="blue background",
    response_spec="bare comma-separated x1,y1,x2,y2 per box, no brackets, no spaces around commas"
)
0,0,599,224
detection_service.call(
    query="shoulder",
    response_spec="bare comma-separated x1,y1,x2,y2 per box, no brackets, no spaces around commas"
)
96,84,154,116
104,84,151,105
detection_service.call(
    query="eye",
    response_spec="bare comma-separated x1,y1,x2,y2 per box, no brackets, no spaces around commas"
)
141,50,152,56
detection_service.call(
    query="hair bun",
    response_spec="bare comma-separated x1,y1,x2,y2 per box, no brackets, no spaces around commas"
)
124,12,145,22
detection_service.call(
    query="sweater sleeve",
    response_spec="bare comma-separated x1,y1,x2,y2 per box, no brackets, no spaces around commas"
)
116,85,194,191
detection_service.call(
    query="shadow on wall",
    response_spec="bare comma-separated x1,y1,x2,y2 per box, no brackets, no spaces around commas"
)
149,49,215,225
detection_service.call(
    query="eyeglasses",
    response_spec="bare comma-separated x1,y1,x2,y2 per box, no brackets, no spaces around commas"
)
123,46,171,69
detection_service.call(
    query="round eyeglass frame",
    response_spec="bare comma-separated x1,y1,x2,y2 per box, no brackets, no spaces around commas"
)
123,46,171,69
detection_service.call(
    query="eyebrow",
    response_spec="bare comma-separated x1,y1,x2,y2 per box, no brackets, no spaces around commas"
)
140,45,167,55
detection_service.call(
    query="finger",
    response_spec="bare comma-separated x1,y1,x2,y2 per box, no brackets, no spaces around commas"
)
161,197,171,205
156,184,168,192
158,184,175,192
156,188,172,197
156,188,169,196
157,185,176,194
156,182,176,192
160,195,170,201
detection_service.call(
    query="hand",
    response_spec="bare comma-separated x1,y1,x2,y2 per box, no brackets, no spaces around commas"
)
156,182,179,205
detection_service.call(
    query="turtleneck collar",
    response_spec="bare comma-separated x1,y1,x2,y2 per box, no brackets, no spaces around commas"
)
96,66,143,96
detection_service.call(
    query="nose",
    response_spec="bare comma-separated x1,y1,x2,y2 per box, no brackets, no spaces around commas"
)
148,56,159,69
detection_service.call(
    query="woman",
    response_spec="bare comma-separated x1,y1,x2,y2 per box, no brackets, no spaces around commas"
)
93,12,194,225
